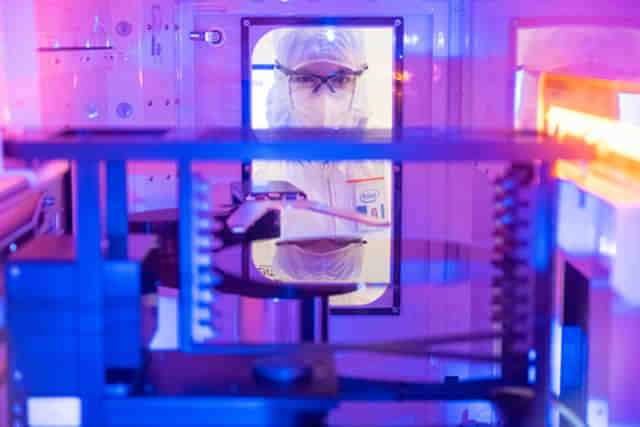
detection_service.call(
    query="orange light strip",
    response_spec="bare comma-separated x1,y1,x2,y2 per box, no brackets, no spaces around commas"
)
535,72,640,205
547,106,640,163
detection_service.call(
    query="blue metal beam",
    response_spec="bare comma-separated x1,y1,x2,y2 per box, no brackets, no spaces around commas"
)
75,159,104,427
4,130,595,162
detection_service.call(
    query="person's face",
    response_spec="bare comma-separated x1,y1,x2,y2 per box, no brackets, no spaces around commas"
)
288,61,358,128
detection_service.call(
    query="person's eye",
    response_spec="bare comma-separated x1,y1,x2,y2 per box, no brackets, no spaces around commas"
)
332,75,353,86
293,75,315,83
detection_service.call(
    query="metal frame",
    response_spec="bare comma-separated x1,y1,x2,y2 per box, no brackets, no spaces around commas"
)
2,129,595,426
240,16,404,315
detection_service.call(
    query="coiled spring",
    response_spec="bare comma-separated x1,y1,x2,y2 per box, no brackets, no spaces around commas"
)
191,174,221,343
491,163,534,375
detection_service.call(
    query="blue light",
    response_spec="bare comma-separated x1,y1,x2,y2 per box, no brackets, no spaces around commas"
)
528,349,537,362
528,366,536,384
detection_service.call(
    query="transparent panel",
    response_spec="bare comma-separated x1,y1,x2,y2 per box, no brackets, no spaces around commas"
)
246,23,399,308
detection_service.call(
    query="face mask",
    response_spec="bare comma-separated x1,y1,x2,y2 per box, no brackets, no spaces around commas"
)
290,87,356,128
273,241,364,281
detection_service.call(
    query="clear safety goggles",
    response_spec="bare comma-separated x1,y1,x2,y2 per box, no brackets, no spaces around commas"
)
275,60,368,95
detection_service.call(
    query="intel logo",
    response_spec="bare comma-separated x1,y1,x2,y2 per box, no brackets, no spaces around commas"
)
360,189,379,203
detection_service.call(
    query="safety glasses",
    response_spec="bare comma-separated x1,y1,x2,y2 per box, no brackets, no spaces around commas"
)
275,60,368,95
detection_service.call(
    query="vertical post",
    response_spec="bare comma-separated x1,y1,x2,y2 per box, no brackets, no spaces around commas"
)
447,0,471,127
300,299,315,342
178,159,193,351
106,160,128,259
560,263,589,427
75,159,104,426
321,297,329,343
526,163,559,427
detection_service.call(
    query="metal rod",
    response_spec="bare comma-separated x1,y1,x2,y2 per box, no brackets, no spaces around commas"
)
338,377,505,401
38,46,113,52
321,297,329,342
74,159,104,427
188,331,504,356
106,160,128,259
527,162,559,427
178,160,194,352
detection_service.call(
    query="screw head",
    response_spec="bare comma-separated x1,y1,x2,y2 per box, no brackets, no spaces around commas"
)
115,20,133,37
13,370,23,382
9,266,20,278
116,102,133,119
394,19,402,27
243,19,250,26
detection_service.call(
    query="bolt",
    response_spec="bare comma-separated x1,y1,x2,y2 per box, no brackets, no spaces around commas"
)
243,19,250,26
9,266,20,278
395,19,402,27
13,370,23,382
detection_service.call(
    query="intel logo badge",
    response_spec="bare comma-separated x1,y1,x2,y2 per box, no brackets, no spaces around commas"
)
360,189,379,203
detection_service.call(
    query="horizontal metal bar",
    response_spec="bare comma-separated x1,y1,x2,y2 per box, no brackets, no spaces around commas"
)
104,396,339,426
338,377,506,401
38,46,114,52
187,331,503,356
242,16,401,27
252,64,275,70
5,128,594,162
